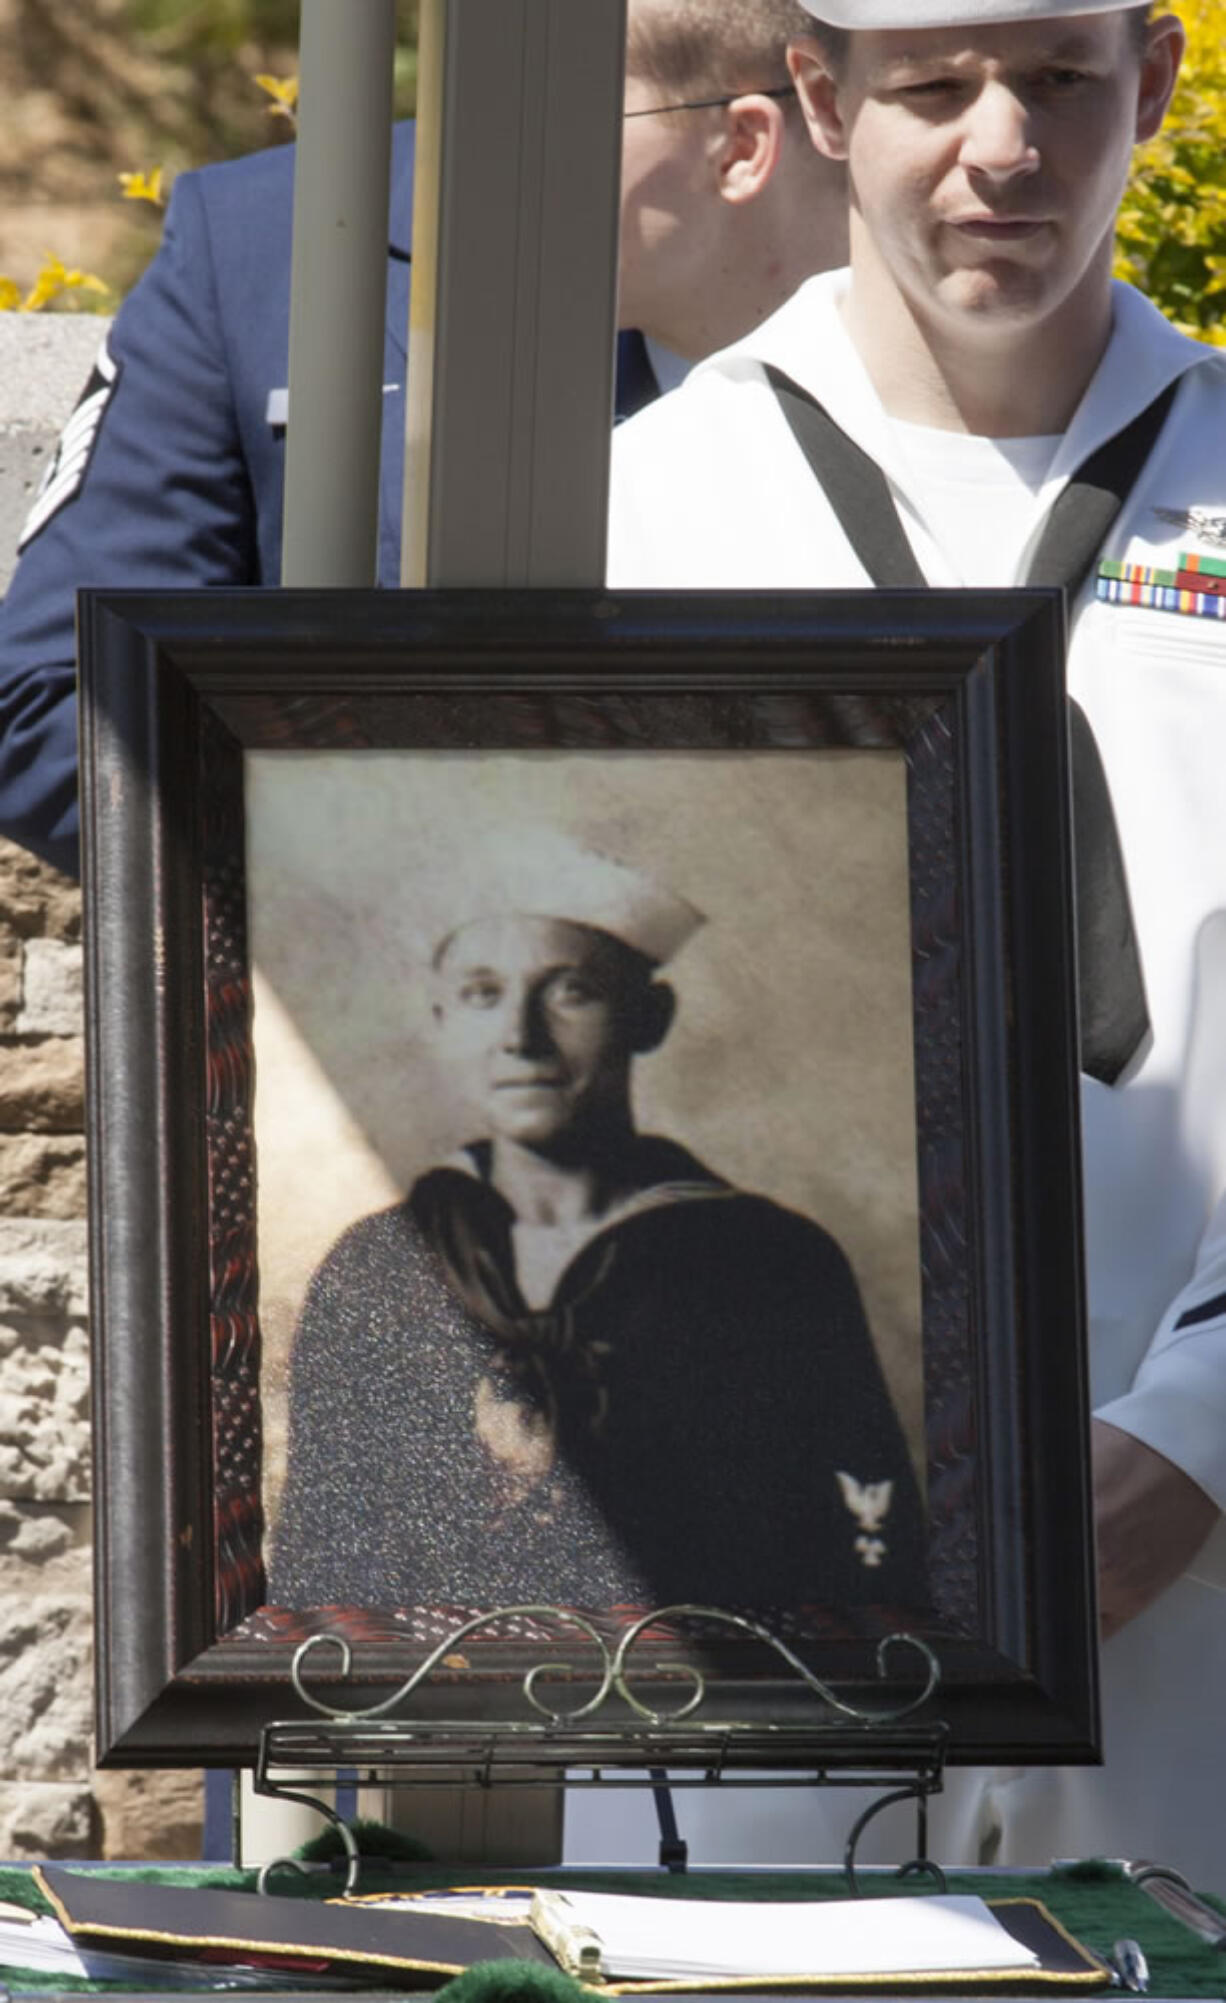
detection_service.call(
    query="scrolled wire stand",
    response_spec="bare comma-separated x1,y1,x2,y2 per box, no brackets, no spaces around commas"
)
254,1604,947,1898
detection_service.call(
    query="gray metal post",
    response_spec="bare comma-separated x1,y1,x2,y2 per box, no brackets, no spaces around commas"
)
281,0,398,587
403,0,627,587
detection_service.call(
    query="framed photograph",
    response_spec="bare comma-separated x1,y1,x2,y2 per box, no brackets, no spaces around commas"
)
80,587,1097,1767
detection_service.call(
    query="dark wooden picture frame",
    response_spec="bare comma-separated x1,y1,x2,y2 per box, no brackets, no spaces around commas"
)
79,587,1098,1768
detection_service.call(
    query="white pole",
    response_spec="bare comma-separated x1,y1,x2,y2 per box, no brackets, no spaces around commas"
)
393,0,627,1860
281,0,398,587
403,0,627,587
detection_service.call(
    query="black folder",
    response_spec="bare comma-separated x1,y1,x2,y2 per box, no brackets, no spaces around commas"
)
36,1867,553,1987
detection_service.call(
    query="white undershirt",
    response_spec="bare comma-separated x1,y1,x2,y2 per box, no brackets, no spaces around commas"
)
890,420,1062,586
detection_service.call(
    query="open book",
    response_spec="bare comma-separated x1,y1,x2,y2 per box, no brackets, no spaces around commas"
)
529,1890,1045,1984
32,1868,1107,1995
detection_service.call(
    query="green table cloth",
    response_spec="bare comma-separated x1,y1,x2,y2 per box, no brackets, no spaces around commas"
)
1,1860,1221,2002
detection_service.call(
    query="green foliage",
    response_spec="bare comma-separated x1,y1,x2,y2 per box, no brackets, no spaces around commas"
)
125,0,303,51
0,0,421,305
1115,1,1226,345
120,0,420,118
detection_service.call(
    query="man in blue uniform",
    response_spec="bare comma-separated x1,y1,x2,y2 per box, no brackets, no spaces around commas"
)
0,0,844,877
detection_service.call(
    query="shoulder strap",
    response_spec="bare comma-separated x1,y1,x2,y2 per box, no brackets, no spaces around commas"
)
766,363,1179,595
1067,702,1151,1083
764,364,927,588
763,361,1175,1086
1023,377,1179,596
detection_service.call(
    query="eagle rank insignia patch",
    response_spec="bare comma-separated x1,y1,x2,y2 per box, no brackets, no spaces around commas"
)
836,1470,894,1569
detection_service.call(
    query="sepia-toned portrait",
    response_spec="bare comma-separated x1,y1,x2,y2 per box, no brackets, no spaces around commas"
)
246,747,926,1624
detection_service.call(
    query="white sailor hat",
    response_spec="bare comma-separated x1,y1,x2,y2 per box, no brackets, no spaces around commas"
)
435,830,705,968
799,0,1146,25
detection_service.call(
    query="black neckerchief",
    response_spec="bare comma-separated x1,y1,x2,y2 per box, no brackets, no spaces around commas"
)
764,364,1174,1086
409,1135,725,1338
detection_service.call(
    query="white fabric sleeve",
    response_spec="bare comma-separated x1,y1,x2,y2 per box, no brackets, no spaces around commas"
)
1095,1216,1226,1515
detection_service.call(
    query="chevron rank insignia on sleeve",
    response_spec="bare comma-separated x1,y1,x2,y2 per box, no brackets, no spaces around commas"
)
18,336,121,552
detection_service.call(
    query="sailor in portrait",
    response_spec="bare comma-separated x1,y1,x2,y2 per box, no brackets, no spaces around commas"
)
268,833,925,1616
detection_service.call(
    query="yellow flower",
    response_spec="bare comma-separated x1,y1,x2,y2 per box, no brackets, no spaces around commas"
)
0,276,21,312
255,73,299,120
118,167,166,207
21,256,111,312
22,260,71,311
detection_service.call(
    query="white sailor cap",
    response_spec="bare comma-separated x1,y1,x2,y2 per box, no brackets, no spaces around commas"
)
799,0,1146,25
435,830,705,968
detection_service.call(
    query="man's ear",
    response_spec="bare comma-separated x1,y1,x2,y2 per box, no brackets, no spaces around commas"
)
717,92,787,206
787,39,850,162
1135,13,1185,144
631,979,676,1055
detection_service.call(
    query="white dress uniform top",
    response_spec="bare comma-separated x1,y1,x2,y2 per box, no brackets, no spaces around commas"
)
607,268,1226,1887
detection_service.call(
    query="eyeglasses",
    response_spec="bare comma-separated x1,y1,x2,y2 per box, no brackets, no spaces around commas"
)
624,84,794,118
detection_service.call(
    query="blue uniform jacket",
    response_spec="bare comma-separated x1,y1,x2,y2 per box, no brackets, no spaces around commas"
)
0,125,656,875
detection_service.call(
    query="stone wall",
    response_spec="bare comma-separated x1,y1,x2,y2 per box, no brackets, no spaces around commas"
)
0,315,203,1857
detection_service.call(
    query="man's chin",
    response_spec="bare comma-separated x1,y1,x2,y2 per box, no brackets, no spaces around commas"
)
936,262,1055,327
488,1108,575,1150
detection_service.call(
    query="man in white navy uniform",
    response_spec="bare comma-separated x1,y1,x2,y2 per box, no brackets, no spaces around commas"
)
608,0,1226,1884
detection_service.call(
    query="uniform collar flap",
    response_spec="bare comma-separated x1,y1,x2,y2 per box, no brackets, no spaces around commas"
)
696,271,1215,501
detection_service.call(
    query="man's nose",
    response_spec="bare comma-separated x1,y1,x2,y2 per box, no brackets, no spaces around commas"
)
958,81,1040,184
501,984,547,1053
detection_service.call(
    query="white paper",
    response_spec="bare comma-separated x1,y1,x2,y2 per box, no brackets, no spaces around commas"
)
537,1890,1042,1981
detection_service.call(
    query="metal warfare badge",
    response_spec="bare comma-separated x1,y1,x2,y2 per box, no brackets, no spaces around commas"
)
1153,506,1226,551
